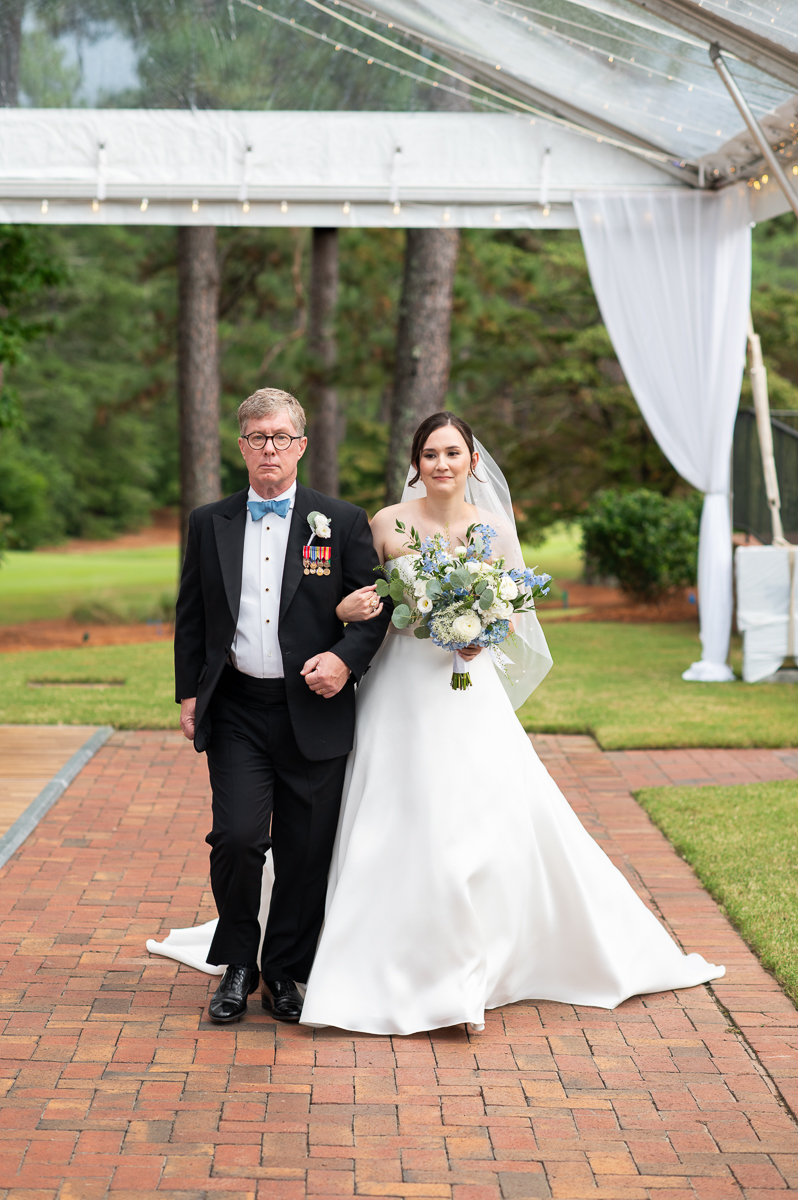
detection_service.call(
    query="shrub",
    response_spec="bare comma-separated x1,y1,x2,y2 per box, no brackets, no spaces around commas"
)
581,488,701,602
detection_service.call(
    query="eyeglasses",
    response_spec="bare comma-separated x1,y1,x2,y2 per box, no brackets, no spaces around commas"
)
241,431,302,451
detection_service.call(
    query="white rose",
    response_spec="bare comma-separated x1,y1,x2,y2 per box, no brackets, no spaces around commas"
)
452,612,482,642
413,579,428,598
498,576,518,601
454,546,468,559
417,596,433,614
313,514,331,538
466,561,481,574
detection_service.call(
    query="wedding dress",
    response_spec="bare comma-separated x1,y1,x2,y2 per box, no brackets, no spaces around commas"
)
148,444,724,1032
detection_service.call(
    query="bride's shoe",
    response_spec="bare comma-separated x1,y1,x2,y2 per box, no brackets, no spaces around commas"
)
467,1021,485,1033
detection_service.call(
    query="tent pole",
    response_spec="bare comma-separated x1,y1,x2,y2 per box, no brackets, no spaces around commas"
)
746,312,787,547
710,44,798,220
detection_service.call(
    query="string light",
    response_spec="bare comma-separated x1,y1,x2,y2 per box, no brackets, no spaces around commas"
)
92,199,99,212
191,199,199,212
281,200,288,212
443,210,451,222
494,210,501,221
342,201,350,213
242,201,250,212
542,206,550,217
140,198,148,212
393,202,401,214
40,200,48,213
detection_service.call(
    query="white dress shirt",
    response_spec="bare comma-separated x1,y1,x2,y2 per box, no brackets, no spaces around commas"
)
229,481,297,679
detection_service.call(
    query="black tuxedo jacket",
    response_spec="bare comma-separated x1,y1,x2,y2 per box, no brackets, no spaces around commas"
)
174,483,391,760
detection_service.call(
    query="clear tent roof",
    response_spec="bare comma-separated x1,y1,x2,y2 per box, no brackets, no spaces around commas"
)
8,0,798,188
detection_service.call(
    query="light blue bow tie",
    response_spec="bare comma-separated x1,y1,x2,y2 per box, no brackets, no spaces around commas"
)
248,497,291,521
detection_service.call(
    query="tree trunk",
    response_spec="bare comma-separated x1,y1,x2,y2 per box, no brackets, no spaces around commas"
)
0,0,23,107
307,228,340,497
384,79,468,505
384,227,460,504
178,226,221,559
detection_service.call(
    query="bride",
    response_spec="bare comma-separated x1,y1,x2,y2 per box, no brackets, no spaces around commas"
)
297,411,723,1034
149,411,723,1034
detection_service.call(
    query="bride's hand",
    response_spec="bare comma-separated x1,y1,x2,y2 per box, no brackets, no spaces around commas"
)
458,645,483,662
336,584,384,623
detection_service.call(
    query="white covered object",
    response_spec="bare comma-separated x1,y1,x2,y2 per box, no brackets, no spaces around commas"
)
736,545,798,683
575,189,752,682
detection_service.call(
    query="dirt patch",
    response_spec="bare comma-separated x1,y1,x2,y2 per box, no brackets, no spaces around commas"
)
0,619,174,654
537,582,699,623
37,508,179,554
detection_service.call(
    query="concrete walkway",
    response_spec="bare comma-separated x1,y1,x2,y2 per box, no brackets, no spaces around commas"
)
0,725,103,841
0,731,796,1200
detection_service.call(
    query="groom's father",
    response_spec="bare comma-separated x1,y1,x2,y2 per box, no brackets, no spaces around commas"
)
175,388,390,1024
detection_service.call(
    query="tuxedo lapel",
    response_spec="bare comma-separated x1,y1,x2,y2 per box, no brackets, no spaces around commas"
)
280,483,311,620
213,492,248,625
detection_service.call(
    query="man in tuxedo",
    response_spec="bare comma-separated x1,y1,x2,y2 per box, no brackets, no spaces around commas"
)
175,387,390,1024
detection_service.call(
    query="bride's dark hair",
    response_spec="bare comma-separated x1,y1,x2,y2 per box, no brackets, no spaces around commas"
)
408,411,480,488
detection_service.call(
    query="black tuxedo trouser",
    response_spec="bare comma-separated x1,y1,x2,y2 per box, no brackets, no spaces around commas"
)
205,665,347,981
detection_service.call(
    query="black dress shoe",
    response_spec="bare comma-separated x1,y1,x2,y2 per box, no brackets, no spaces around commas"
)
208,964,260,1024
261,978,303,1022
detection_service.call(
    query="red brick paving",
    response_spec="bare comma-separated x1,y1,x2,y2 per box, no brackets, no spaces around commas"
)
0,731,796,1200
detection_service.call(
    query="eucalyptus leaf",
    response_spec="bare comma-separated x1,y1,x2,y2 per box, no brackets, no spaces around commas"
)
479,589,494,611
426,579,442,598
392,604,411,629
375,579,390,597
472,533,484,557
474,580,487,595
389,579,406,604
414,624,431,639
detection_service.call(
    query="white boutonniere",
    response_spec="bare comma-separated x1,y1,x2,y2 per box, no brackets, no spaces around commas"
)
307,510,332,542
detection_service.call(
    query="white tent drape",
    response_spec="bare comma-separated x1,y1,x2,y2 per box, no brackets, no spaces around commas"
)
574,188,752,682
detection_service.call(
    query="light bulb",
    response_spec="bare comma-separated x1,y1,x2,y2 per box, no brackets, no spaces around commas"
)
41,200,48,213
92,199,99,212
191,199,199,213
280,200,288,213
140,198,148,212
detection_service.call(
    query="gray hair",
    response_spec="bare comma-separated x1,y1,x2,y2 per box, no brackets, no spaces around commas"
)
237,388,306,436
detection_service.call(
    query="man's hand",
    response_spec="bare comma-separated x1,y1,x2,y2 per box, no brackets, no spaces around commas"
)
301,652,351,699
458,645,483,662
180,697,197,740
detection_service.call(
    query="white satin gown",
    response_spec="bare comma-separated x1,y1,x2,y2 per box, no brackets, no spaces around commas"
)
298,557,724,1035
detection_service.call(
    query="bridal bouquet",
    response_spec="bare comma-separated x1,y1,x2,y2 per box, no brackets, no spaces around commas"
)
376,521,551,691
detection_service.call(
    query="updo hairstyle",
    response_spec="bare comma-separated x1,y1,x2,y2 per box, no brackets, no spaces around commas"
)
408,411,480,488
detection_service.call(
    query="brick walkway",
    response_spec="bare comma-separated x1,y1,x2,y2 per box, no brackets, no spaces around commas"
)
0,732,797,1200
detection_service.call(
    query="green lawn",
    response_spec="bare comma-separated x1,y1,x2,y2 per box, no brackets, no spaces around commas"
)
637,780,798,1007
0,643,177,728
522,523,583,601
519,621,797,749
0,546,179,624
0,621,794,748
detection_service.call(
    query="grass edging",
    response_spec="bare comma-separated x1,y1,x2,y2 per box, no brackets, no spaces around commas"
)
636,780,798,1009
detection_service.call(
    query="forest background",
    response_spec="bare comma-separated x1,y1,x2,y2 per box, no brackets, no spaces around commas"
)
2,0,798,551
4,216,797,552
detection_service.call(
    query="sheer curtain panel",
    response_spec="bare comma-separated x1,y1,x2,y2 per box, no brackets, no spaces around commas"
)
574,189,752,682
